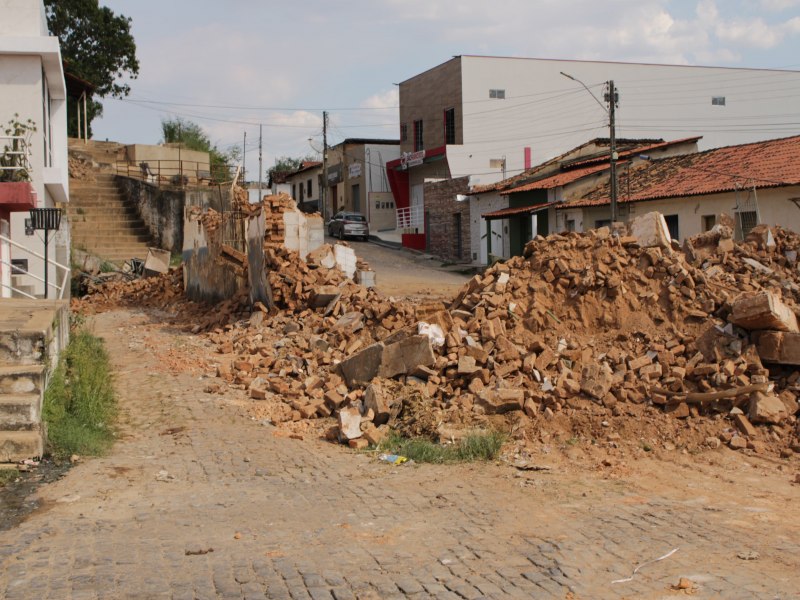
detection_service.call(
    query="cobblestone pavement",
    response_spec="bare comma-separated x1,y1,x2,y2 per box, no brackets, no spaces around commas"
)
1,310,798,599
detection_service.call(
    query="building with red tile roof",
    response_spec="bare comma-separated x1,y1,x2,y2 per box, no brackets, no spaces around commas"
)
558,135,800,240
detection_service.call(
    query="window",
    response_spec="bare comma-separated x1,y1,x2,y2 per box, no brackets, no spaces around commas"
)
307,179,312,197
712,96,726,106
489,89,506,99
737,211,758,236
595,219,611,228
400,123,408,142
664,214,679,240
444,108,456,145
299,182,304,201
566,219,576,232
413,119,424,151
702,215,716,232
292,183,296,199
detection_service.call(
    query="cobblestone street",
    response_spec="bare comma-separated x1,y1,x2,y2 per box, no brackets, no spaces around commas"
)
1,310,798,600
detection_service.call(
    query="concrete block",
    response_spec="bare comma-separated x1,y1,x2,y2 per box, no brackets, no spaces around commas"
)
629,212,672,248
731,292,799,332
755,331,800,365
338,406,362,440
378,335,435,379
749,391,787,425
333,244,357,279
355,270,376,288
339,342,385,387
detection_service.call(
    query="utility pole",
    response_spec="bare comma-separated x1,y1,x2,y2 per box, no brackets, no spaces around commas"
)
560,72,620,224
322,110,328,221
243,131,247,184
606,80,619,223
258,124,263,203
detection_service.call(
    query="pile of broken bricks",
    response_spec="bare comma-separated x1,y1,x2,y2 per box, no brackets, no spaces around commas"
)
78,211,800,457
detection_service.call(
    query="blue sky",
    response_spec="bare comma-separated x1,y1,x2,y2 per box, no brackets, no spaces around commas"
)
94,0,800,177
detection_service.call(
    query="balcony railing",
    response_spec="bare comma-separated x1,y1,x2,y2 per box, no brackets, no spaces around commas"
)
396,204,424,230
0,135,32,182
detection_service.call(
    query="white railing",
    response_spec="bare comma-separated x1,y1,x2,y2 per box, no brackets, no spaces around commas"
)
396,204,424,229
0,234,70,299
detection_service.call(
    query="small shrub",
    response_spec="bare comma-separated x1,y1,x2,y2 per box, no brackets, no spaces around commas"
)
42,328,116,460
377,430,506,464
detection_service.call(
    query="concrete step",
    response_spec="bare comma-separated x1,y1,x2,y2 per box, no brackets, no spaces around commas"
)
72,220,147,230
0,429,44,462
71,221,149,231
0,301,67,368
0,364,45,396
0,393,42,430
68,209,139,219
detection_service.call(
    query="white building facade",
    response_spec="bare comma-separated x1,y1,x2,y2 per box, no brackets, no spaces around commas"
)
388,55,800,251
0,0,69,298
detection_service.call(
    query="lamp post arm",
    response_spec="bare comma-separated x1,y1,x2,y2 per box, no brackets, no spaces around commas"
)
560,72,608,114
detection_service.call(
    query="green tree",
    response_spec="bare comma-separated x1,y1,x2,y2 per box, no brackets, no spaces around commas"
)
44,0,139,138
268,155,318,186
160,117,236,184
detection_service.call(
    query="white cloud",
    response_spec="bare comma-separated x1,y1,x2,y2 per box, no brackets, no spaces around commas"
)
361,88,399,111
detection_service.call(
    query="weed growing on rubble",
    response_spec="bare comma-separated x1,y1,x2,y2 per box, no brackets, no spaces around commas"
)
43,329,117,460
378,430,506,464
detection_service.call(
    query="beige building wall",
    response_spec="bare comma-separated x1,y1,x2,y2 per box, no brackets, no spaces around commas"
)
126,144,210,179
399,59,462,154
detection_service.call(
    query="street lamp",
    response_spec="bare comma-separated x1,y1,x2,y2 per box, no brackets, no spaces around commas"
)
560,72,619,223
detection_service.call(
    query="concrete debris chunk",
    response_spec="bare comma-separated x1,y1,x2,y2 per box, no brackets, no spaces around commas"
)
730,291,798,333
378,335,435,379
748,391,788,425
629,211,672,249
338,406,362,441
339,342,385,387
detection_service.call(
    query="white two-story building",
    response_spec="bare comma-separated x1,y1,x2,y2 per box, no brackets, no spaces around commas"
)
0,0,69,298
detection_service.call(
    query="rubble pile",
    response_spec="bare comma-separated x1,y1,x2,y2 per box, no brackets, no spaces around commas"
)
215,213,800,455
73,267,187,314
68,155,96,182
76,211,800,458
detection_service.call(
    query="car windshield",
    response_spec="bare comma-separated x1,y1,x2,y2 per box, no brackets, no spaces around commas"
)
345,214,366,222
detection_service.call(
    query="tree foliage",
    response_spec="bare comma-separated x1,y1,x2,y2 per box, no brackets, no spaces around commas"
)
44,0,139,137
160,117,237,183
268,155,318,186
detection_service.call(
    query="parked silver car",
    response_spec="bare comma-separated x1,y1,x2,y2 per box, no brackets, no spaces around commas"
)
327,211,369,241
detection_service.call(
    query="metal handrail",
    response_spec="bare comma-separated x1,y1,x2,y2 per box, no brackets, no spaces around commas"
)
0,233,69,299
114,159,242,189
0,257,59,291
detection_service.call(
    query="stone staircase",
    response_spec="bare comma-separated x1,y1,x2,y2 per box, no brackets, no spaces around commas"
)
0,299,69,463
68,173,155,264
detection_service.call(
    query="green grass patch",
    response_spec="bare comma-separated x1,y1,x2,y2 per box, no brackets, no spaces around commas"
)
377,430,506,464
42,328,117,461
0,469,20,487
